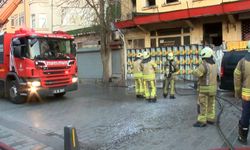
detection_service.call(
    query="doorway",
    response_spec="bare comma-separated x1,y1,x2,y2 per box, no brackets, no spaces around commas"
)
203,22,222,46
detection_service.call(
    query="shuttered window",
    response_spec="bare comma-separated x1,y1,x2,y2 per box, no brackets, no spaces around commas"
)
242,19,250,40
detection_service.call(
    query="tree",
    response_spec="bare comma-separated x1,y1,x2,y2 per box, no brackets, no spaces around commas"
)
85,0,115,83
58,0,120,83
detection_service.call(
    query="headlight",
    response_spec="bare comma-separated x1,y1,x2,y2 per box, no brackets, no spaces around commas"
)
31,81,41,87
72,77,78,83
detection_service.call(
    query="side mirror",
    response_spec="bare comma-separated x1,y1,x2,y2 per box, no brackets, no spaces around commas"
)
13,46,22,58
72,43,77,56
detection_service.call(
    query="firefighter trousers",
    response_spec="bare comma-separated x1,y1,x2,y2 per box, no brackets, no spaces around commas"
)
163,78,175,96
134,77,144,96
240,100,250,128
197,93,216,123
144,80,156,99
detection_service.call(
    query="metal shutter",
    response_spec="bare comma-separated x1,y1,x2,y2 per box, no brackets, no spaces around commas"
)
242,19,250,40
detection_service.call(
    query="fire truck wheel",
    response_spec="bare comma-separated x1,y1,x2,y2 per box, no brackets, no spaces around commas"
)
8,80,26,104
54,92,66,98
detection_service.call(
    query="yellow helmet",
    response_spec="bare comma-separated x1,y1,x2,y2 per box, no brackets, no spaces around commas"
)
200,47,214,58
136,53,143,58
168,52,174,60
143,51,150,59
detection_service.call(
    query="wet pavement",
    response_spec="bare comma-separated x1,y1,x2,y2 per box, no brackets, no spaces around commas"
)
0,81,248,150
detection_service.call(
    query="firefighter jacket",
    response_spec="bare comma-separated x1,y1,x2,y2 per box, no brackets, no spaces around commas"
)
131,59,143,78
141,58,157,80
192,60,217,95
234,57,250,101
164,60,179,80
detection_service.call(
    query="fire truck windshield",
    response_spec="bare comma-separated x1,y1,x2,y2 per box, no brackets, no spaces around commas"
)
28,38,75,60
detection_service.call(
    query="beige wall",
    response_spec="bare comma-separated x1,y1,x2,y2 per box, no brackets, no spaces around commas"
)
222,21,241,42
121,0,133,21
190,22,203,44
120,0,240,20
2,0,95,33
74,34,100,48
137,0,239,13
2,0,30,33
29,0,51,33
124,16,243,47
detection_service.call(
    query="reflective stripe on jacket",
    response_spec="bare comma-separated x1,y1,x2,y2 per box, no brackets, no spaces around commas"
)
141,60,157,80
132,59,143,78
192,61,217,95
234,58,250,101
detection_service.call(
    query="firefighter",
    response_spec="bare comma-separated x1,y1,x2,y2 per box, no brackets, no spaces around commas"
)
234,40,250,144
192,47,217,127
40,40,50,58
163,52,179,99
131,53,144,98
141,51,157,102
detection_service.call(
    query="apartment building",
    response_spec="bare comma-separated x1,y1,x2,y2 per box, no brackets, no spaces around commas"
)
2,0,94,33
116,0,250,49
1,0,30,33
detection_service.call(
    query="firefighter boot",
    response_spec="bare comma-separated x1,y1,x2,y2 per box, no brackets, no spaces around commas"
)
193,122,206,127
151,97,157,103
163,93,168,98
170,95,175,99
238,122,249,144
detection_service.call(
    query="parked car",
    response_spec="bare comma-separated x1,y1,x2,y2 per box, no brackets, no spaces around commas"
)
220,50,248,90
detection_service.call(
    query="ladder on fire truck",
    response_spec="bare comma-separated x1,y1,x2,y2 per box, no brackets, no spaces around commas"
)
0,0,22,28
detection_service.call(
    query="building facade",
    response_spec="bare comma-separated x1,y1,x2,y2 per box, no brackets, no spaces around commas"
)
2,0,96,33
1,0,30,33
116,0,250,49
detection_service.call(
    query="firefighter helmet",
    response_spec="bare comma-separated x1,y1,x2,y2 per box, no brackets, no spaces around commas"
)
200,47,214,58
168,52,174,60
143,51,150,59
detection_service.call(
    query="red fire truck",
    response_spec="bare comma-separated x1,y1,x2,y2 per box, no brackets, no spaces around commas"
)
0,28,78,104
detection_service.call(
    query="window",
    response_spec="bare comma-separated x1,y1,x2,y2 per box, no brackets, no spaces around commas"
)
0,35,4,64
146,0,156,7
19,12,24,26
38,14,47,28
184,36,190,45
151,39,156,47
28,38,74,60
11,17,15,26
31,14,36,28
151,27,190,47
127,39,145,49
134,39,144,49
166,0,178,3
14,15,18,26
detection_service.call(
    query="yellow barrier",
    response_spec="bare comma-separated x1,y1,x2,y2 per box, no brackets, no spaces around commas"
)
226,41,248,51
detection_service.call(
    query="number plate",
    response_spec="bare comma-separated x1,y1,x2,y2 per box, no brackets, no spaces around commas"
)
53,89,65,94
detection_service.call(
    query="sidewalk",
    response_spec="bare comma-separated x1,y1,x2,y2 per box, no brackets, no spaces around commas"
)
0,125,53,150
